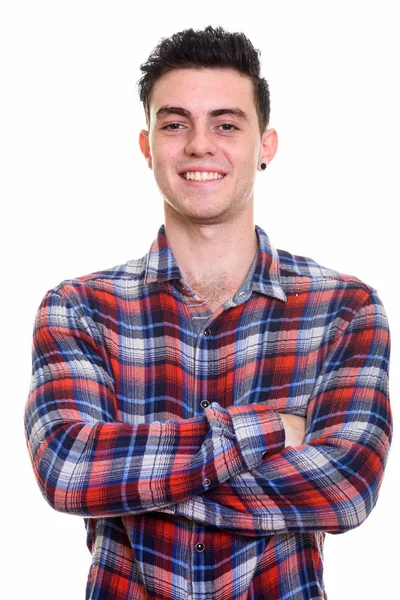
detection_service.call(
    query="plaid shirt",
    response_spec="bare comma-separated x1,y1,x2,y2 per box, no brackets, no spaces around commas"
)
25,224,392,600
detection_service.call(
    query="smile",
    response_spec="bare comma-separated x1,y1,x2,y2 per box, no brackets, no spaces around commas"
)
180,171,226,181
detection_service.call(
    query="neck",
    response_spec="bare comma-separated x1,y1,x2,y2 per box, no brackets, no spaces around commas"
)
163,207,258,286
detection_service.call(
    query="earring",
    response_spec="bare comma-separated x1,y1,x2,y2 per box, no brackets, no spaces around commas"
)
260,162,267,170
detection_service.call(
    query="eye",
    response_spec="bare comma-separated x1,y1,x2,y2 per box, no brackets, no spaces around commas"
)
218,124,238,132
161,123,186,130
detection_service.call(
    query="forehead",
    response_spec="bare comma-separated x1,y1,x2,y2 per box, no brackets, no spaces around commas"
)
149,67,256,117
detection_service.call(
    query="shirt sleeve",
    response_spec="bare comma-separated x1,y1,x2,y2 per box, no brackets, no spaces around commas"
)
156,290,393,536
24,289,285,518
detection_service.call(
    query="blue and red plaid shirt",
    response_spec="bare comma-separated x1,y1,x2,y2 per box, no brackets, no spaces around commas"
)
24,224,392,600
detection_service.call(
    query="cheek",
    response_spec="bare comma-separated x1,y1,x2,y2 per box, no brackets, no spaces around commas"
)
154,160,178,186
152,154,179,191
231,141,258,164
233,148,259,176
151,146,178,174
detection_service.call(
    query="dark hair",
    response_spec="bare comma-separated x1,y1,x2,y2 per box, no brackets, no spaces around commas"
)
137,26,270,136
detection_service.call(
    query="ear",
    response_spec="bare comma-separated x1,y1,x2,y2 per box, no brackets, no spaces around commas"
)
258,128,278,170
139,129,153,169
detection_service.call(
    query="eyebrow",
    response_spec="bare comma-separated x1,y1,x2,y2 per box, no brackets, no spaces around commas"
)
155,106,250,122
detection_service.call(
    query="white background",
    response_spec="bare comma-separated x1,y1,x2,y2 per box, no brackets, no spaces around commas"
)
1,1,398,598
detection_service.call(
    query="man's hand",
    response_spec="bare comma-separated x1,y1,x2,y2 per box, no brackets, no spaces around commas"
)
278,413,306,448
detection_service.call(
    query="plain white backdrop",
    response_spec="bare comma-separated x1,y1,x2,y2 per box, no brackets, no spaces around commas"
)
1,1,398,598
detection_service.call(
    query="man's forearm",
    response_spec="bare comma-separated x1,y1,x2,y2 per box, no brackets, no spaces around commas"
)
25,289,287,518
157,293,392,536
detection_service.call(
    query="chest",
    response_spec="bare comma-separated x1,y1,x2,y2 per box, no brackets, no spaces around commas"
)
193,283,240,314
186,274,242,314
100,284,328,425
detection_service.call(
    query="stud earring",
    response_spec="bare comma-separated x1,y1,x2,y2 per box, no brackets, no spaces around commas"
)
260,162,267,170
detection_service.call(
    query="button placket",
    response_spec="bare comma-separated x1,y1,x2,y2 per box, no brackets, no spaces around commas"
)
200,326,213,414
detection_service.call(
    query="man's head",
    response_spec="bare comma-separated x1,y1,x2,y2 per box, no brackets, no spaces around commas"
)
137,26,270,138
137,26,278,226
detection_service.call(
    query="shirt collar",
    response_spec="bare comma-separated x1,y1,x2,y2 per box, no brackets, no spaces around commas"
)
252,225,287,302
144,224,287,302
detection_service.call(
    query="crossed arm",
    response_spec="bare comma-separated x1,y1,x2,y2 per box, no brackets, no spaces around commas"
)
24,288,392,536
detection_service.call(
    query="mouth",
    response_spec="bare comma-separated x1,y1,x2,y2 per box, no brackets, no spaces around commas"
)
179,171,227,183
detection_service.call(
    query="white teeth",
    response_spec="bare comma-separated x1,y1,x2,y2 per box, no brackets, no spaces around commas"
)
182,171,224,181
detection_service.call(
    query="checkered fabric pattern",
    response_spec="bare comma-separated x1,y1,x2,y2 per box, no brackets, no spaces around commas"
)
24,224,392,599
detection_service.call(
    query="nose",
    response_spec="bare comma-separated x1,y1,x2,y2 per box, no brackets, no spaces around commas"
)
184,124,218,157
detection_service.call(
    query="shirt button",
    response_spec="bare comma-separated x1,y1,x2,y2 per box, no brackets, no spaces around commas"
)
215,515,224,524
204,328,211,337
202,478,211,487
200,400,210,409
238,291,248,298
196,542,205,552
262,450,268,459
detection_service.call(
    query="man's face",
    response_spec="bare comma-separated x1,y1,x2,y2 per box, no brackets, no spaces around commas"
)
139,67,277,225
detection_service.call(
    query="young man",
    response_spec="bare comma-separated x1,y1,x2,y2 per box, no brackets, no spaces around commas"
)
25,26,392,600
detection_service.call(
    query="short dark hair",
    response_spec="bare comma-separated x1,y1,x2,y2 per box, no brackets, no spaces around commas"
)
137,25,270,136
